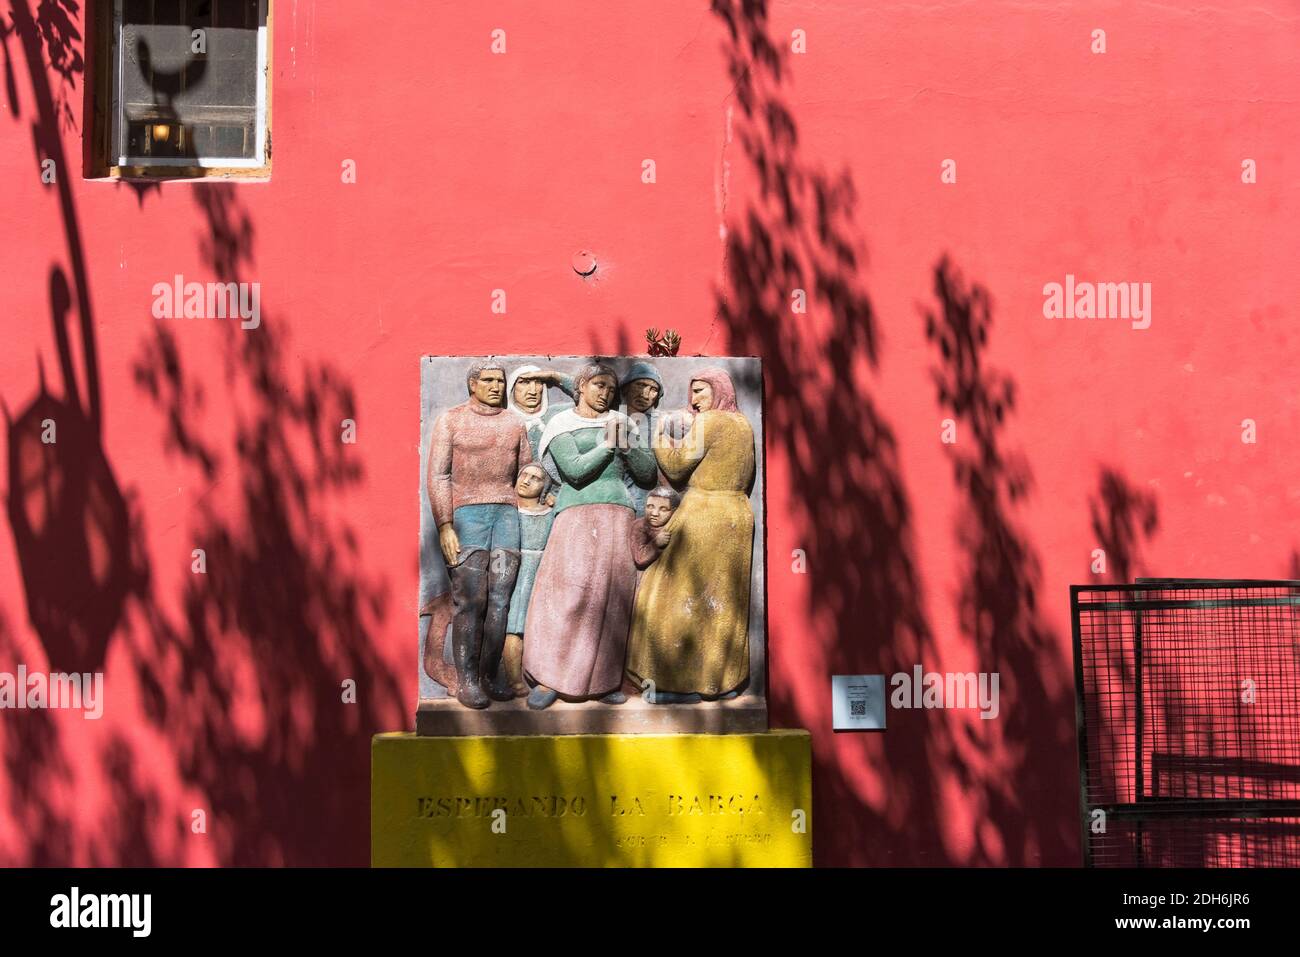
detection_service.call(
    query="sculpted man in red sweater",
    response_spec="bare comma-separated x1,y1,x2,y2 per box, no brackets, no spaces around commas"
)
427,361,534,708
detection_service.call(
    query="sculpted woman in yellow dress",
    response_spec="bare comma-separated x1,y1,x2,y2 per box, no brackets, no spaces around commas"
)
625,367,756,702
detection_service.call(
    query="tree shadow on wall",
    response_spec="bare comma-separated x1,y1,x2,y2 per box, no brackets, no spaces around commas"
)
0,0,136,867
1089,468,1158,584
2,0,402,865
4,0,156,687
713,0,951,865
712,0,1083,864
924,257,1084,864
125,184,404,865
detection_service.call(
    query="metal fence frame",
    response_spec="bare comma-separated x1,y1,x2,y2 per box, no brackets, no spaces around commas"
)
1072,578,1300,867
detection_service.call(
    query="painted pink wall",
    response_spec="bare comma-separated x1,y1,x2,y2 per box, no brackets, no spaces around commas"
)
1,0,1297,865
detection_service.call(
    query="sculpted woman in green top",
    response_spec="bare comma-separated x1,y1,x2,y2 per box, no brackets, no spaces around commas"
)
521,363,658,709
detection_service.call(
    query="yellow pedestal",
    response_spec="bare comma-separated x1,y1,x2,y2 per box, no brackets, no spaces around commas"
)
372,730,812,867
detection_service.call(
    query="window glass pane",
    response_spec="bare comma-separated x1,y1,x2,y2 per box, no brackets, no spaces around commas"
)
118,0,262,162
151,0,185,26
191,1,215,30
216,0,258,29
125,119,186,158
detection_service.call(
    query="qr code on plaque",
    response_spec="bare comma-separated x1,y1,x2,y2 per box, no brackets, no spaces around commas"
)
850,700,867,717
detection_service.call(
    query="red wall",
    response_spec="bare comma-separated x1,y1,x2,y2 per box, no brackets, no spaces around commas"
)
2,0,1298,865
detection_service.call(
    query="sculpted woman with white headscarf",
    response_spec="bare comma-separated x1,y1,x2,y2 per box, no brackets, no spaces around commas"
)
507,365,576,456
507,365,577,491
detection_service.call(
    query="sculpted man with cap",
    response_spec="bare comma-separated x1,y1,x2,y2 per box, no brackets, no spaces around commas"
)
619,361,665,515
427,360,534,708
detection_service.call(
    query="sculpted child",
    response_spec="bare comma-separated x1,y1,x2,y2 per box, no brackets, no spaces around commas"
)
502,464,555,697
630,486,680,569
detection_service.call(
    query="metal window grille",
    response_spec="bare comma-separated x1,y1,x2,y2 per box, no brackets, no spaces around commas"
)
1072,579,1300,867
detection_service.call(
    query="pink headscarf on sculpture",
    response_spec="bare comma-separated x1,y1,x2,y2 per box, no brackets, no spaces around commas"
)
688,366,739,413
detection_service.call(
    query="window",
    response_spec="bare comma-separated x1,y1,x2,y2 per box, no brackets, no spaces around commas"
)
92,0,271,177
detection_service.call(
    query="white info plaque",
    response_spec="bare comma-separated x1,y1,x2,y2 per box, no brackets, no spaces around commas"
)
831,674,886,730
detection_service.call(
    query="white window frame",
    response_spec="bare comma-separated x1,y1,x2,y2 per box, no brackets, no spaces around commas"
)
110,0,268,169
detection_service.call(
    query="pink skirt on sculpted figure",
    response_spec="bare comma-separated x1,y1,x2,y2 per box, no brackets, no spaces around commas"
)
522,504,635,698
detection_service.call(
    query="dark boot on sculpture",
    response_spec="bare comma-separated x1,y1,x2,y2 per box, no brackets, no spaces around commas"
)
450,550,491,709
483,548,522,701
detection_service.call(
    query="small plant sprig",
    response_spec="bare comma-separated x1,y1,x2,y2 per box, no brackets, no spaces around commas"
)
645,328,682,357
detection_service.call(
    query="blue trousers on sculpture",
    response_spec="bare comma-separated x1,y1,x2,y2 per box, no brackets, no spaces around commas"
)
449,504,521,707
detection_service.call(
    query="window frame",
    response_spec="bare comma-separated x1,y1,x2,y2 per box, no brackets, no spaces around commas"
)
89,0,273,180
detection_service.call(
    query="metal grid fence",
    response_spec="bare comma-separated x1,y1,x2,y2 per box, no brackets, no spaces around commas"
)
1072,579,1300,866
